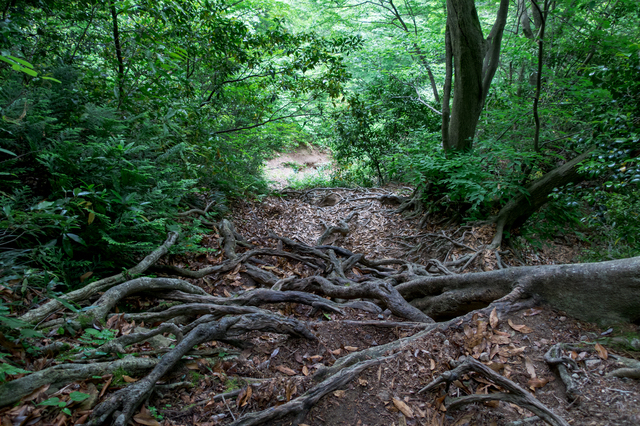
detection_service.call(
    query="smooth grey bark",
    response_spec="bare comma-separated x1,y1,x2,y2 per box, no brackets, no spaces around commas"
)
518,0,534,38
397,255,640,325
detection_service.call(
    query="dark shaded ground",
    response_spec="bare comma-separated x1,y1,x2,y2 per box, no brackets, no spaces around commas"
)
1,187,639,426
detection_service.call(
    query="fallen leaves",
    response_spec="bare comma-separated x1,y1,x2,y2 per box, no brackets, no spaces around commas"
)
122,375,138,383
237,386,252,407
132,406,161,426
392,397,414,418
508,319,533,334
490,307,499,329
595,343,608,360
274,365,296,376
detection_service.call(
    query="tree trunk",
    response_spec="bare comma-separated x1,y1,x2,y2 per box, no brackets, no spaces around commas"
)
444,0,509,151
531,0,550,152
414,44,441,105
398,255,640,325
441,25,453,151
445,0,484,152
489,148,595,248
110,2,125,108
518,0,534,39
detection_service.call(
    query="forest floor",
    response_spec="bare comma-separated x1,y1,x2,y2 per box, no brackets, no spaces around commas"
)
203,187,637,426
2,167,640,426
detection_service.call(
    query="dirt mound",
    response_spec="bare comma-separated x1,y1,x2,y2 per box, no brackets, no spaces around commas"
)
265,146,332,188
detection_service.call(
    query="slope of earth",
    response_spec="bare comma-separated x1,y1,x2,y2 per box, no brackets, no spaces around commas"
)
229,188,640,426
1,187,639,426
264,146,332,189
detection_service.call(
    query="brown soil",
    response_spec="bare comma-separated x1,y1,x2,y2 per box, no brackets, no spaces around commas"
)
265,146,332,188
2,185,639,426
229,189,639,426
158,188,638,426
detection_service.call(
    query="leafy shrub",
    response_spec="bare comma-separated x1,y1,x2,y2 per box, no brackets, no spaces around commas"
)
391,137,539,219
0,69,210,291
331,75,440,184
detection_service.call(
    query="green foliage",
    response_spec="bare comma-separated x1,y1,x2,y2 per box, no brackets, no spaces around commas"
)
392,138,538,219
79,328,116,346
148,405,164,421
0,352,31,382
0,0,361,297
0,300,43,339
38,392,90,416
331,75,440,184
577,188,640,261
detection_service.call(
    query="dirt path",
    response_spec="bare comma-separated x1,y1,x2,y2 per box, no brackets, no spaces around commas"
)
264,146,332,188
227,189,639,426
3,187,639,426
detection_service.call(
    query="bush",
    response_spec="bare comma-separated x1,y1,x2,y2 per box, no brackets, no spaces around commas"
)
391,137,539,219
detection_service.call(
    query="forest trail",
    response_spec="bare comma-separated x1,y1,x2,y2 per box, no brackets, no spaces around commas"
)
223,188,640,425
3,188,639,426
264,146,332,188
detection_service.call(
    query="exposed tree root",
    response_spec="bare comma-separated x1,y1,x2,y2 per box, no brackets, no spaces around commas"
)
88,277,209,323
230,356,394,426
544,343,581,400
609,356,640,380
20,232,179,324
0,357,161,407
316,212,357,245
153,247,324,278
396,256,640,324
420,357,570,426
281,275,433,323
81,323,184,359
6,209,640,426
84,313,315,426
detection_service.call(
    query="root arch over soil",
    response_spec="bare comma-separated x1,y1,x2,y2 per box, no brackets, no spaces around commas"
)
1,188,639,426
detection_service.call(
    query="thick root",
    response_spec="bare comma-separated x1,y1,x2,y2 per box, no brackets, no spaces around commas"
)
85,313,315,426
420,357,570,426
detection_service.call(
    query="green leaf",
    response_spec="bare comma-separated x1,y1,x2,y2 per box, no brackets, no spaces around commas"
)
20,328,44,338
0,315,28,329
0,148,17,156
69,391,90,402
11,64,37,76
41,76,62,83
66,233,87,246
35,201,55,210
49,294,80,313
39,397,61,406
0,363,31,381
6,55,34,69
62,236,73,256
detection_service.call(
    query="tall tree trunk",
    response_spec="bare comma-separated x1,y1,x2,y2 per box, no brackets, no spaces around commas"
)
444,0,509,152
518,0,534,39
110,2,125,108
445,0,484,152
441,25,453,151
531,0,550,152
414,44,441,105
